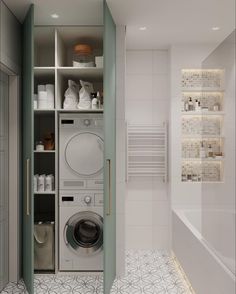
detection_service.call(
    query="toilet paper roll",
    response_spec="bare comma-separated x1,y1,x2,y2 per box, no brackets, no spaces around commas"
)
34,94,38,109
38,91,48,109
38,85,45,93
46,84,55,109
46,84,54,92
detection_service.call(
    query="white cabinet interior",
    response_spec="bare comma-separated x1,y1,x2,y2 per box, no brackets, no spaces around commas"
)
33,26,103,273
181,69,225,183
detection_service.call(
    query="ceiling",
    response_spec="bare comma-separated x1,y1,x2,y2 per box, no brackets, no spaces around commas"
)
4,0,103,26
4,0,235,49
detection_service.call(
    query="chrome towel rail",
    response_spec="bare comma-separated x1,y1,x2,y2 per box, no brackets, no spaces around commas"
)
126,123,168,182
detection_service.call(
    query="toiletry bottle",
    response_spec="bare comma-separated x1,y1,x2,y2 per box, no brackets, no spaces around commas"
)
38,174,46,192
181,100,185,112
197,101,201,111
194,99,198,111
97,91,101,109
184,99,189,111
208,144,213,158
34,174,39,192
188,97,193,111
199,141,205,158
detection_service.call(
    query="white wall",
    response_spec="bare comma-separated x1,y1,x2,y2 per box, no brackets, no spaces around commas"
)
125,50,170,250
116,26,126,276
169,44,216,210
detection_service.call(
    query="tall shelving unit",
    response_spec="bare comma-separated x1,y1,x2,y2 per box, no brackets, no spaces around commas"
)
33,26,103,273
181,69,225,183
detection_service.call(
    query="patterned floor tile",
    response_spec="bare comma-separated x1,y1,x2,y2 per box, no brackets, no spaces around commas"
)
2,250,192,294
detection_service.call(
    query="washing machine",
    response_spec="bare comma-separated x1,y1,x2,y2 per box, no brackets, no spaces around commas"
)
59,192,103,271
59,113,103,191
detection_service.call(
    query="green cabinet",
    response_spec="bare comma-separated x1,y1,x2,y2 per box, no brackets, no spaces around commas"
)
103,2,117,293
22,5,34,294
22,2,117,293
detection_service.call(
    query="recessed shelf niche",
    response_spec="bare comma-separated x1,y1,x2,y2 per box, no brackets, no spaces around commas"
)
181,69,225,183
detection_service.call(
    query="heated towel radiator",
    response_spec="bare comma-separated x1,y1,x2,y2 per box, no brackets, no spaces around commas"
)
126,123,168,182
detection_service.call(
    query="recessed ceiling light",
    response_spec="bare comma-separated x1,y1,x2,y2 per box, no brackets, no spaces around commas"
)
51,14,59,19
212,26,220,31
139,27,147,31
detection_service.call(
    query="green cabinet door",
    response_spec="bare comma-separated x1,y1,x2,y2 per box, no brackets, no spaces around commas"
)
22,5,34,294
103,1,116,294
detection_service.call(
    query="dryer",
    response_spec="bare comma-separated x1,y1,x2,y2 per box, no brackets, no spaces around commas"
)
59,113,103,191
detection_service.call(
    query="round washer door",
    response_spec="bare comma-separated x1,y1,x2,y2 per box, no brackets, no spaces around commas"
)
65,211,103,256
65,132,103,176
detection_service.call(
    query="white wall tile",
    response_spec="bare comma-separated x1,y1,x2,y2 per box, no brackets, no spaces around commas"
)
126,51,153,74
126,201,153,226
152,181,169,201
152,226,170,250
126,99,153,124
125,49,170,251
152,201,169,226
151,99,169,124
126,180,153,202
153,51,168,74
125,226,153,250
126,74,153,100
152,74,169,99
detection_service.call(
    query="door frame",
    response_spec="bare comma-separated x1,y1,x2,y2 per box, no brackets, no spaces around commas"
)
0,64,21,282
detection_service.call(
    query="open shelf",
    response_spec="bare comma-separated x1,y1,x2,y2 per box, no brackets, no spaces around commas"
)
34,191,56,195
34,150,55,153
181,111,225,116
34,67,55,77
57,67,103,80
182,157,224,162
56,26,103,67
34,109,56,114
181,68,225,183
34,194,55,222
182,88,224,92
57,70,103,109
57,109,103,113
34,27,55,67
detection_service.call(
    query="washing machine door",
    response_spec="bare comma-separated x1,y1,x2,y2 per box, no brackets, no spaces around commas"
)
65,132,103,177
65,211,103,256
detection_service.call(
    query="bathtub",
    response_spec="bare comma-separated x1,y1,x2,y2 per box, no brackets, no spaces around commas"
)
172,209,235,294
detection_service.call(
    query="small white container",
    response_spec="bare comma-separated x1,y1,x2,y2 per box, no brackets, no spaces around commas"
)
92,98,98,109
95,56,103,68
36,141,44,151
46,84,55,109
45,175,55,192
38,85,45,92
34,175,39,192
38,175,46,192
34,94,38,109
38,91,48,109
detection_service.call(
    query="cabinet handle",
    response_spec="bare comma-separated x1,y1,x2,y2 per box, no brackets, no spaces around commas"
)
26,158,30,216
106,159,111,216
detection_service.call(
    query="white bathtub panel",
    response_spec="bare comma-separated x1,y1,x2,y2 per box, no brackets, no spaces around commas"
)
172,211,235,294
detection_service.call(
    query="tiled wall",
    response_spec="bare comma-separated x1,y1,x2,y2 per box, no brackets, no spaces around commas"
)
125,50,170,250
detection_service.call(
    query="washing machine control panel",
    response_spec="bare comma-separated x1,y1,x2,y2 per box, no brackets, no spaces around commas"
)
60,193,103,207
84,195,92,204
